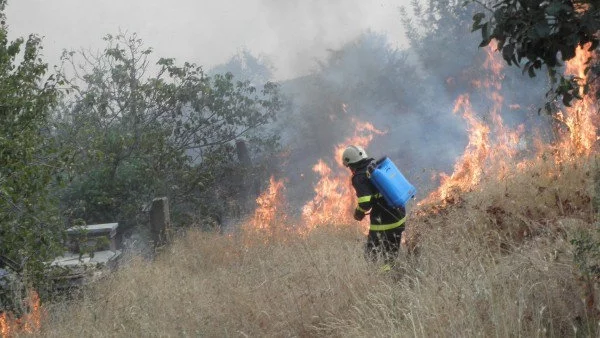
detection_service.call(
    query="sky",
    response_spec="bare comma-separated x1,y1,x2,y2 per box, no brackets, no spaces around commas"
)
5,0,410,80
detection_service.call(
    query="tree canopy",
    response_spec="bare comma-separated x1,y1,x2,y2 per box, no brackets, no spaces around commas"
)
472,0,600,107
0,0,65,279
57,33,282,231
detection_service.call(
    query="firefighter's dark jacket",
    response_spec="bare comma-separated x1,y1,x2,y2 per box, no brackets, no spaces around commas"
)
351,158,406,231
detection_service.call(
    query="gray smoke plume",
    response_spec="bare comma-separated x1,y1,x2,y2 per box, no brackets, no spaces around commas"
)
211,22,551,210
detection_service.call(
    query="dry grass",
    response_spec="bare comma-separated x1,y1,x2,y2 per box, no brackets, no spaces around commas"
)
39,228,378,337
35,156,599,337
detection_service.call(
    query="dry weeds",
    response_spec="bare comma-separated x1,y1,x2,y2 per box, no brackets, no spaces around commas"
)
35,156,599,337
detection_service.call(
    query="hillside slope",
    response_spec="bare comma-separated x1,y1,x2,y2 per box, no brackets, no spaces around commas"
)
38,155,599,337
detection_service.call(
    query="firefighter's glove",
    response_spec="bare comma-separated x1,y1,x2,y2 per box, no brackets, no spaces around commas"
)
353,208,366,221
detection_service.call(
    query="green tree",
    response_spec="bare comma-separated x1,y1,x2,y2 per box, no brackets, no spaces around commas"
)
400,0,481,89
471,0,600,107
209,48,274,85
0,0,65,282
57,33,282,231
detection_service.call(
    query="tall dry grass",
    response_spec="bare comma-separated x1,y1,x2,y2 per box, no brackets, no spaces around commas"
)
36,156,598,337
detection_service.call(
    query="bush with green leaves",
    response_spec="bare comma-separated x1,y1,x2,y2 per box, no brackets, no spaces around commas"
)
471,0,600,110
56,33,282,231
0,0,66,287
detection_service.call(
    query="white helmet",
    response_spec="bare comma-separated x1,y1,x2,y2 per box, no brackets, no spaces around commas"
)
342,145,368,167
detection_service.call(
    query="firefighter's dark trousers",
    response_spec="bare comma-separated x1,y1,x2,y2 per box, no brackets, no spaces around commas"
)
364,226,404,264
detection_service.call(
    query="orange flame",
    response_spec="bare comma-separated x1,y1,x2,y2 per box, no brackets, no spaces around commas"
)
420,95,491,205
244,176,287,235
245,114,386,236
245,44,599,232
420,42,528,207
300,159,355,230
302,119,386,233
0,290,44,337
553,44,598,159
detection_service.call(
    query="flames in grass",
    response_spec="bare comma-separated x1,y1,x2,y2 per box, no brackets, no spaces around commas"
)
301,119,386,233
554,44,598,159
244,176,288,237
0,290,44,337
0,41,596,338
420,43,598,208
301,159,355,228
246,42,598,234
421,41,530,206
245,42,598,234
245,115,386,236
420,94,492,206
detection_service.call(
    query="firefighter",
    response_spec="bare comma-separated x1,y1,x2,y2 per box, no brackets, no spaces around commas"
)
342,145,406,267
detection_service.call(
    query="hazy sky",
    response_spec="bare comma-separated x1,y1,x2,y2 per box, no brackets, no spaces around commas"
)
5,0,410,80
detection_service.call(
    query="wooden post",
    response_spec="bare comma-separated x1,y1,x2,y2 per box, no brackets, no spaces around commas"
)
235,139,252,166
150,197,171,248
235,139,253,213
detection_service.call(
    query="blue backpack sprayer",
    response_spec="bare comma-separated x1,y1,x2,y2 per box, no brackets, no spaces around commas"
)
367,157,416,209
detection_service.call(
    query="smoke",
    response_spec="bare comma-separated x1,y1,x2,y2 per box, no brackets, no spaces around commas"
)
212,25,552,210
255,0,406,79
5,0,555,213
5,0,408,81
